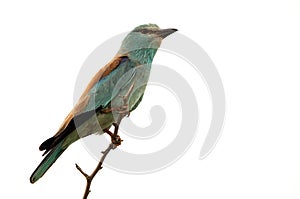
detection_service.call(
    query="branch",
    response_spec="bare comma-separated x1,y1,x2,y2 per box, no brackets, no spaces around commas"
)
75,143,115,199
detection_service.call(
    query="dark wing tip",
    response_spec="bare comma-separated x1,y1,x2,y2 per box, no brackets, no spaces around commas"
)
39,137,55,151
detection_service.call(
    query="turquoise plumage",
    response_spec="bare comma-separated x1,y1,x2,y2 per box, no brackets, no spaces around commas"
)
30,24,177,183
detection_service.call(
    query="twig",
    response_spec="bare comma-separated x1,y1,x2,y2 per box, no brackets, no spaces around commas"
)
76,82,134,199
75,143,115,199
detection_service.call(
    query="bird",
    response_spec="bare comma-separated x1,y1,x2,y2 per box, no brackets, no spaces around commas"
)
30,24,177,183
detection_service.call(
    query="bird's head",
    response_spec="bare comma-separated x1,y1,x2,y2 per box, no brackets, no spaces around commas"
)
118,24,177,58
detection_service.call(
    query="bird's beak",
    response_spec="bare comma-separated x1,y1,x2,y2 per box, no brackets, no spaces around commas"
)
157,28,178,39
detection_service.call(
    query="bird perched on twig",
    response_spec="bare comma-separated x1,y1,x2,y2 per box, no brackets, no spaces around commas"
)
30,24,177,183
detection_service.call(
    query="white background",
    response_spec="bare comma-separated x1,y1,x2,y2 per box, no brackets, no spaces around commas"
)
1,0,300,198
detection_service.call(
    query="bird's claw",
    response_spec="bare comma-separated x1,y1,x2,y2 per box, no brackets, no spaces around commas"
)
104,124,123,147
111,134,123,146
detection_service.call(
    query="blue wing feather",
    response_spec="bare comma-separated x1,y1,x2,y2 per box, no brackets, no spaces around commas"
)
83,56,135,112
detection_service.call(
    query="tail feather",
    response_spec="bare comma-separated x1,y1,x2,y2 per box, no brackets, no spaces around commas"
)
30,141,66,184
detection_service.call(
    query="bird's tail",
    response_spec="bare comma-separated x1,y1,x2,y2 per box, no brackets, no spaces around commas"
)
30,140,66,184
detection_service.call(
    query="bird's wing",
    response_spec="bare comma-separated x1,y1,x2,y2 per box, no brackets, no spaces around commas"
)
57,55,130,134
56,56,128,135
39,55,133,153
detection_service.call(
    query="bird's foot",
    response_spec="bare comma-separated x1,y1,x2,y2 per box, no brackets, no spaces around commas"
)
103,126,123,146
110,134,123,146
